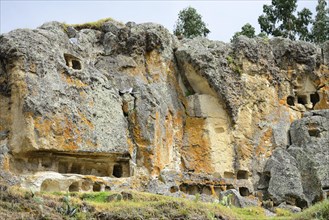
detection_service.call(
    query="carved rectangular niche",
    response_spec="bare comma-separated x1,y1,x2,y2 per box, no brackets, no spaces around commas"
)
9,151,131,178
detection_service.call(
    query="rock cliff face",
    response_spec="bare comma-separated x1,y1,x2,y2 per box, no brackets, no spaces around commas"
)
0,20,328,209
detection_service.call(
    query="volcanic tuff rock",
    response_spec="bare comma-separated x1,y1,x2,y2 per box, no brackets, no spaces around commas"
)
0,19,328,209
265,110,329,208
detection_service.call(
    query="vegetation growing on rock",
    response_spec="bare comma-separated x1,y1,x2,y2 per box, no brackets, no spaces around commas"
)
173,6,210,38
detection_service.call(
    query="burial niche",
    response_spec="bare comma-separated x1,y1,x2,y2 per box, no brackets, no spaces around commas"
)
41,179,61,192
287,96,295,106
112,164,123,178
224,171,235,179
237,170,249,180
64,53,82,70
310,92,320,108
93,182,102,192
239,187,250,196
297,95,307,105
69,182,80,192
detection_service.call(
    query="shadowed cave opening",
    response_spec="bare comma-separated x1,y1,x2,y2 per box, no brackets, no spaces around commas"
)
285,194,308,209
64,53,82,70
72,60,81,70
69,182,80,192
288,92,319,109
308,123,321,137
297,95,307,105
202,186,213,196
308,129,321,137
93,182,102,192
10,151,131,178
237,170,249,180
81,180,92,191
257,171,271,190
239,187,250,196
178,183,219,196
170,186,179,193
113,164,123,178
224,171,235,179
310,92,320,108
179,183,200,195
287,96,295,106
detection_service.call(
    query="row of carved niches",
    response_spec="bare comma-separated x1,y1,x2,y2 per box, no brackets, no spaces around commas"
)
9,151,130,178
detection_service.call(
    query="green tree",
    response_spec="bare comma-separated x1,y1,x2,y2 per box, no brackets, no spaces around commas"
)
173,6,210,38
311,0,329,43
231,23,256,42
258,0,312,40
296,8,313,41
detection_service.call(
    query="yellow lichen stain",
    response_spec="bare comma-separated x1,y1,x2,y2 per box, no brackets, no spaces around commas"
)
279,99,286,106
154,111,164,175
154,110,177,175
33,110,96,151
77,110,94,129
289,113,295,123
127,137,135,157
315,90,329,110
29,62,37,73
287,66,293,78
130,111,150,147
145,51,165,83
60,72,87,88
129,111,152,171
58,117,79,151
84,175,103,183
236,141,253,160
182,117,213,174
255,128,273,157
33,117,52,137
210,185,217,197
319,64,329,75
172,111,184,147
2,156,10,171
79,90,87,98
123,62,148,83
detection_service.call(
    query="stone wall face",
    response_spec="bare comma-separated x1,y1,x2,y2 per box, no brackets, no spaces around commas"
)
0,20,329,208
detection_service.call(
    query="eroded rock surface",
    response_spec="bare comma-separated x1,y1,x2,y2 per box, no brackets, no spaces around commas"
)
264,110,329,208
0,20,329,209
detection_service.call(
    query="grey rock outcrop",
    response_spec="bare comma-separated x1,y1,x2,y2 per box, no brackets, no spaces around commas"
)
219,189,258,208
0,19,329,209
263,110,329,208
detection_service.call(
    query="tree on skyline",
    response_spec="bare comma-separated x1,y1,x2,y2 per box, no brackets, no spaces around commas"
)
258,0,313,41
311,0,329,43
231,23,256,42
173,6,210,39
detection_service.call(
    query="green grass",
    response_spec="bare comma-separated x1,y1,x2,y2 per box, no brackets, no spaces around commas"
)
293,199,329,220
81,191,110,203
3,182,329,220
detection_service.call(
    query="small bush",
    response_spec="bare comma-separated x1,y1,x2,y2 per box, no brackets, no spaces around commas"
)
226,56,234,65
294,199,329,220
62,17,124,32
226,55,242,75
275,207,292,217
194,193,200,203
219,194,233,207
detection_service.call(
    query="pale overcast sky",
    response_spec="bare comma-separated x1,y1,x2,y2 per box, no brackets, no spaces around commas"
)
0,0,319,42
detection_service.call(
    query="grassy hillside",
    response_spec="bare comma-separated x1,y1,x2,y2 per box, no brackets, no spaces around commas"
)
0,182,328,220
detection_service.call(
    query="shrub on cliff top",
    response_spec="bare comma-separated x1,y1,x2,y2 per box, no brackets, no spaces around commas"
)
62,17,123,31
